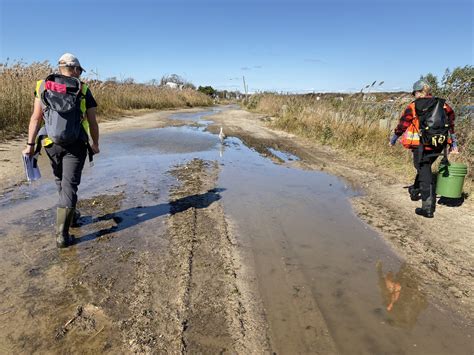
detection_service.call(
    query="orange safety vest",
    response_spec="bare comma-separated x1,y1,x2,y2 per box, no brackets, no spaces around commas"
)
400,101,452,150
400,102,420,149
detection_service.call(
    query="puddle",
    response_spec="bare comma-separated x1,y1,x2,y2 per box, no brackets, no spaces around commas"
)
267,147,300,162
0,107,472,354
216,137,472,353
168,108,221,125
103,126,219,154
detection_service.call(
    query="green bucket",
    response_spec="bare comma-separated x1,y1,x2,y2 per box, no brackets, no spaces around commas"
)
436,163,468,198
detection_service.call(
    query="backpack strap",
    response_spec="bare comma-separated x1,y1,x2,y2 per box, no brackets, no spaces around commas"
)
79,83,91,136
35,80,48,112
80,83,88,114
440,146,449,166
79,83,94,166
35,80,45,99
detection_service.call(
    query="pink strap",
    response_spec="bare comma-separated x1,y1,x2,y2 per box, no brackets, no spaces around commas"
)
45,81,67,94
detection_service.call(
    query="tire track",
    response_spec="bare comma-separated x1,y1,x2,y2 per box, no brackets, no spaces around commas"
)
166,158,270,353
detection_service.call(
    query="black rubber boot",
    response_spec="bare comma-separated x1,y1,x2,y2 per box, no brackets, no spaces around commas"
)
71,209,81,227
56,207,75,248
415,197,434,218
408,185,421,201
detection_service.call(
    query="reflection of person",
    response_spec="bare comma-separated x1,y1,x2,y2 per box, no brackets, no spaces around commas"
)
381,269,401,312
376,261,428,329
22,53,100,248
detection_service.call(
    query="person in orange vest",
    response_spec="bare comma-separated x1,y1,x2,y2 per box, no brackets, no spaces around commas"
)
22,53,100,247
389,80,458,218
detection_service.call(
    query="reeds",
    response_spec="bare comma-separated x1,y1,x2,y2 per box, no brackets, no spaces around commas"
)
0,61,212,139
246,91,473,192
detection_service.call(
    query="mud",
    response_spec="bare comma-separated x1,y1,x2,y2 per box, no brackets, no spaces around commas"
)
0,105,473,354
163,159,269,353
207,107,474,319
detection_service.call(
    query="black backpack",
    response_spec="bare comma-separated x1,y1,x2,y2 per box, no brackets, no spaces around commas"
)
39,74,86,145
415,97,449,149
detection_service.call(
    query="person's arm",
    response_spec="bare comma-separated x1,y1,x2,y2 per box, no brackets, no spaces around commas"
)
22,98,43,155
86,107,100,154
444,103,458,153
389,104,415,146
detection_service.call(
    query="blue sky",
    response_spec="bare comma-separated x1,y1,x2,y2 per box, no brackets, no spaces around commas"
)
1,0,472,92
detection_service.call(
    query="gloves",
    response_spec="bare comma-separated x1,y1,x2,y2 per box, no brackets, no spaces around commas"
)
450,133,458,148
450,133,458,153
389,134,399,146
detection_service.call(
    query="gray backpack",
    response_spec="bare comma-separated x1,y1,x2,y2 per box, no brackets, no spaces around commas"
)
39,74,86,145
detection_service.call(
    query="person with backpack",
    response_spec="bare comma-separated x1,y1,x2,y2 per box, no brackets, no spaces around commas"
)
22,53,100,247
389,79,458,218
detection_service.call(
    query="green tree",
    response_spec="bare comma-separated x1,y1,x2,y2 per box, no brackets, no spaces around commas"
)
198,85,216,96
441,65,473,96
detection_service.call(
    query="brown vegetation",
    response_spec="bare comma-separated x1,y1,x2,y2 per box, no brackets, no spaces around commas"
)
0,61,212,139
245,80,473,192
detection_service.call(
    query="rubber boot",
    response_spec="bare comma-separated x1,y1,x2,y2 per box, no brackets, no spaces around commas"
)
71,209,81,227
408,185,421,201
415,197,434,218
56,207,75,248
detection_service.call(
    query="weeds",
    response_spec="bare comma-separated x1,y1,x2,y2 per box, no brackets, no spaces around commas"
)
245,88,473,193
0,61,212,139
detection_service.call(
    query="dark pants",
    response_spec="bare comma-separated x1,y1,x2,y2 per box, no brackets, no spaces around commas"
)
45,141,87,208
412,149,441,201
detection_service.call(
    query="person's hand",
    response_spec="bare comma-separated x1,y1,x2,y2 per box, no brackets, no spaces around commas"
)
22,145,35,156
450,146,459,154
389,134,398,147
91,142,100,154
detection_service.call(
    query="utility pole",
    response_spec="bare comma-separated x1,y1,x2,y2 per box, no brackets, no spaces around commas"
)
242,75,248,102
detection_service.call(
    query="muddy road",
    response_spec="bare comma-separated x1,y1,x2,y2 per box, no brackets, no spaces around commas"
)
0,106,472,354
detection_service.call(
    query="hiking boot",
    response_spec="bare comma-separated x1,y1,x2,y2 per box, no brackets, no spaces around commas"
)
71,209,81,227
415,197,434,218
56,207,75,248
408,185,421,201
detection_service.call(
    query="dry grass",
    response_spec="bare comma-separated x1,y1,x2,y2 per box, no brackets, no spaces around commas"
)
0,61,212,139
246,92,473,193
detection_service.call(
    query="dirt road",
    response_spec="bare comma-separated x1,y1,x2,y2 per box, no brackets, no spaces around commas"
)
0,106,472,354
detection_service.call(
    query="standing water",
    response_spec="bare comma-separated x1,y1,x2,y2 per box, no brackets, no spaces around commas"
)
0,107,471,354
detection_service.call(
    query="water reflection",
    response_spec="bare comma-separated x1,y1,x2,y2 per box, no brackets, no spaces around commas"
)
376,261,428,329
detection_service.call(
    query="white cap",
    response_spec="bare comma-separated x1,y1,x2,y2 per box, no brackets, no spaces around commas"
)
58,53,85,72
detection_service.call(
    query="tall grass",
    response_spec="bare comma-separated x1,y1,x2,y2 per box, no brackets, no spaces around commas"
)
245,91,473,192
0,61,212,139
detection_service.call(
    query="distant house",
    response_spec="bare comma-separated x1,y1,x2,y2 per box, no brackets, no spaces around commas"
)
165,82,183,90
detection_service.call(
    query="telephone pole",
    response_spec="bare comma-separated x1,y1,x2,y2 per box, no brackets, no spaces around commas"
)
242,76,248,102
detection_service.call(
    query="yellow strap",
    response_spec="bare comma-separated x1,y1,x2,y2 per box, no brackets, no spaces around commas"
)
35,80,44,98
42,137,53,147
80,83,88,114
82,119,90,135
80,83,90,135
